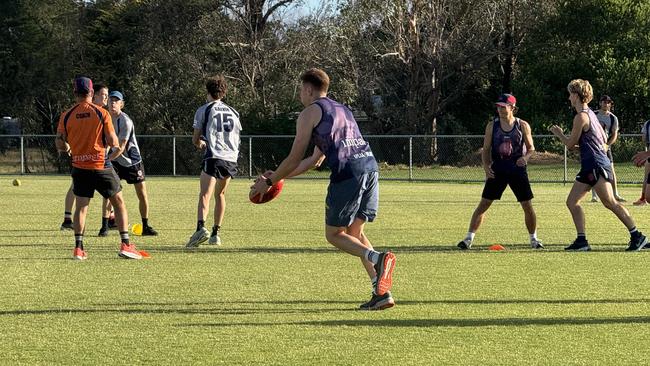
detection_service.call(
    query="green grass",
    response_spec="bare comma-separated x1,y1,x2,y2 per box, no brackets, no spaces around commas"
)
1,176,650,365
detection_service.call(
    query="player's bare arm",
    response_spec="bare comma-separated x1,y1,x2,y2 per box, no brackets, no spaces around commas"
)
192,129,206,149
55,132,70,154
517,120,535,167
286,146,326,178
482,121,494,178
550,113,587,148
108,138,128,161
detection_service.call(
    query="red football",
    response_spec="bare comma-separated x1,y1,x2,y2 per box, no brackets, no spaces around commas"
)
250,179,284,204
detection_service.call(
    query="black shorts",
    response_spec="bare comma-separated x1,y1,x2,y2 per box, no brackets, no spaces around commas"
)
113,161,146,184
482,167,534,202
202,158,237,179
575,165,614,186
606,149,614,163
71,167,122,199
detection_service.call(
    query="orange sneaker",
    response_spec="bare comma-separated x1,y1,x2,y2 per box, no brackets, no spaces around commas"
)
73,247,87,260
118,243,143,260
373,251,396,296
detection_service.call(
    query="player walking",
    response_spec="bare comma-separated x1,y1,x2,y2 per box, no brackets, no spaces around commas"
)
550,79,647,251
250,68,396,310
457,94,543,250
186,76,241,248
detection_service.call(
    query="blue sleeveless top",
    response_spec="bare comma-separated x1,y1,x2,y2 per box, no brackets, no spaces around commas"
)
579,109,610,169
491,117,526,171
311,98,378,182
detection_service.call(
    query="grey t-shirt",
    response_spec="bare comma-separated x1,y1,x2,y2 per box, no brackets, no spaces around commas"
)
112,112,142,167
595,110,618,141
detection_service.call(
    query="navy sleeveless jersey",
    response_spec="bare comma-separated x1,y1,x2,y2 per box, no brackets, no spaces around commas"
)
579,109,610,168
491,117,526,170
311,98,378,182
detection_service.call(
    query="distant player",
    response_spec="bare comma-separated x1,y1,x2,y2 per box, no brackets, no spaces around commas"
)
591,95,625,202
633,119,650,206
55,76,143,260
550,79,647,251
457,94,543,250
98,91,158,237
60,82,110,230
250,68,396,310
186,76,241,248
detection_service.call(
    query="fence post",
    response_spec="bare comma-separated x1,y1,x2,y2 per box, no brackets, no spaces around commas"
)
172,136,176,176
248,137,253,179
408,136,413,181
563,145,567,185
20,136,25,175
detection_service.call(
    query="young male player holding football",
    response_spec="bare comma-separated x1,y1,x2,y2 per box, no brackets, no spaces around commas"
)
186,75,242,248
250,68,396,310
458,94,543,250
55,76,143,260
60,82,110,230
550,79,647,251
98,90,158,237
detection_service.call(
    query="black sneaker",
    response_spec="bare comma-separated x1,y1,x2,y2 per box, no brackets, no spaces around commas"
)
564,239,591,251
373,251,396,296
457,239,472,250
108,219,117,229
60,220,74,230
98,227,109,237
625,233,648,252
142,226,158,236
359,292,395,311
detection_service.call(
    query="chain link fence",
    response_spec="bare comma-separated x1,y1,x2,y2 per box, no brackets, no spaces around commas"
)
1,134,647,183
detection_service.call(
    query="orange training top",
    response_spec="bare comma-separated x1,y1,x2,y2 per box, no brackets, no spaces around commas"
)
57,101,115,170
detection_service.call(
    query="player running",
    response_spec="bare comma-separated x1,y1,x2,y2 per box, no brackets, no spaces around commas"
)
550,79,647,251
457,93,543,250
250,68,396,310
98,91,158,237
186,76,241,248
55,76,143,260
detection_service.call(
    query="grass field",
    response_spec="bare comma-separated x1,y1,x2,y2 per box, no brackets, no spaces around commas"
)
1,176,650,365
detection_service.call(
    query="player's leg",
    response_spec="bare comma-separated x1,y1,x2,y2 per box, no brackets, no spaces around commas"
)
98,198,111,237
638,160,650,205
593,175,647,251
187,170,216,248
70,168,95,260
209,176,231,245
510,168,543,249
564,180,591,251
459,174,505,249
61,182,75,230
610,159,625,202
134,181,157,236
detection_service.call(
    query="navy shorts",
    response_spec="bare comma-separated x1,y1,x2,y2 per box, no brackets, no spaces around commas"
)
203,158,237,179
576,165,614,186
113,161,146,184
71,167,122,199
325,172,379,227
482,166,533,202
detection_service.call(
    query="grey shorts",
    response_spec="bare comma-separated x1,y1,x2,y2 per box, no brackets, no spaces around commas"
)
325,171,379,227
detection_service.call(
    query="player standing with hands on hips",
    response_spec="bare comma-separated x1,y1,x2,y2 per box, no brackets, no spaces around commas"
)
250,68,396,310
549,79,647,251
457,93,543,250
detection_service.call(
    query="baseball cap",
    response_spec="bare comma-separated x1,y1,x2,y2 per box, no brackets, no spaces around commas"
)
108,91,124,100
73,77,93,94
600,95,613,102
495,93,516,107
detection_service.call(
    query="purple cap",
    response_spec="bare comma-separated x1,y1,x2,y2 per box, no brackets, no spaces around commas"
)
73,77,93,94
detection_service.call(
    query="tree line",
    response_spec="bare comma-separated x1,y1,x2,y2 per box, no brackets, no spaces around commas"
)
1,0,649,138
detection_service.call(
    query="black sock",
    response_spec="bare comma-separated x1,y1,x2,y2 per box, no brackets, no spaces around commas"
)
212,225,220,236
630,227,641,238
75,234,84,250
197,220,205,232
142,217,149,228
577,233,587,241
101,217,109,229
120,231,129,245
64,212,72,222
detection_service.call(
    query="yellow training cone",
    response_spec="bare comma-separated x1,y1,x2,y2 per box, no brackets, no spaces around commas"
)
132,223,143,236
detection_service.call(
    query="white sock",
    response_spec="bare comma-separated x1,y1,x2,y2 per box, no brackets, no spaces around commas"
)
530,232,538,241
364,249,380,264
465,232,475,242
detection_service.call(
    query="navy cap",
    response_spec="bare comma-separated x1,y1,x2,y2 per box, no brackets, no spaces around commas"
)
73,77,93,94
496,93,517,107
600,95,613,102
108,91,124,101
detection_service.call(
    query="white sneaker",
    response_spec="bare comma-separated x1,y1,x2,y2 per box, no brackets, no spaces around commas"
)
590,196,599,203
530,238,545,249
615,196,627,203
186,227,209,248
208,234,221,246
457,239,472,250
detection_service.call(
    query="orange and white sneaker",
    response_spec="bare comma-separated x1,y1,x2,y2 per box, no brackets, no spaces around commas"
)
373,251,396,296
118,243,142,260
73,247,87,260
